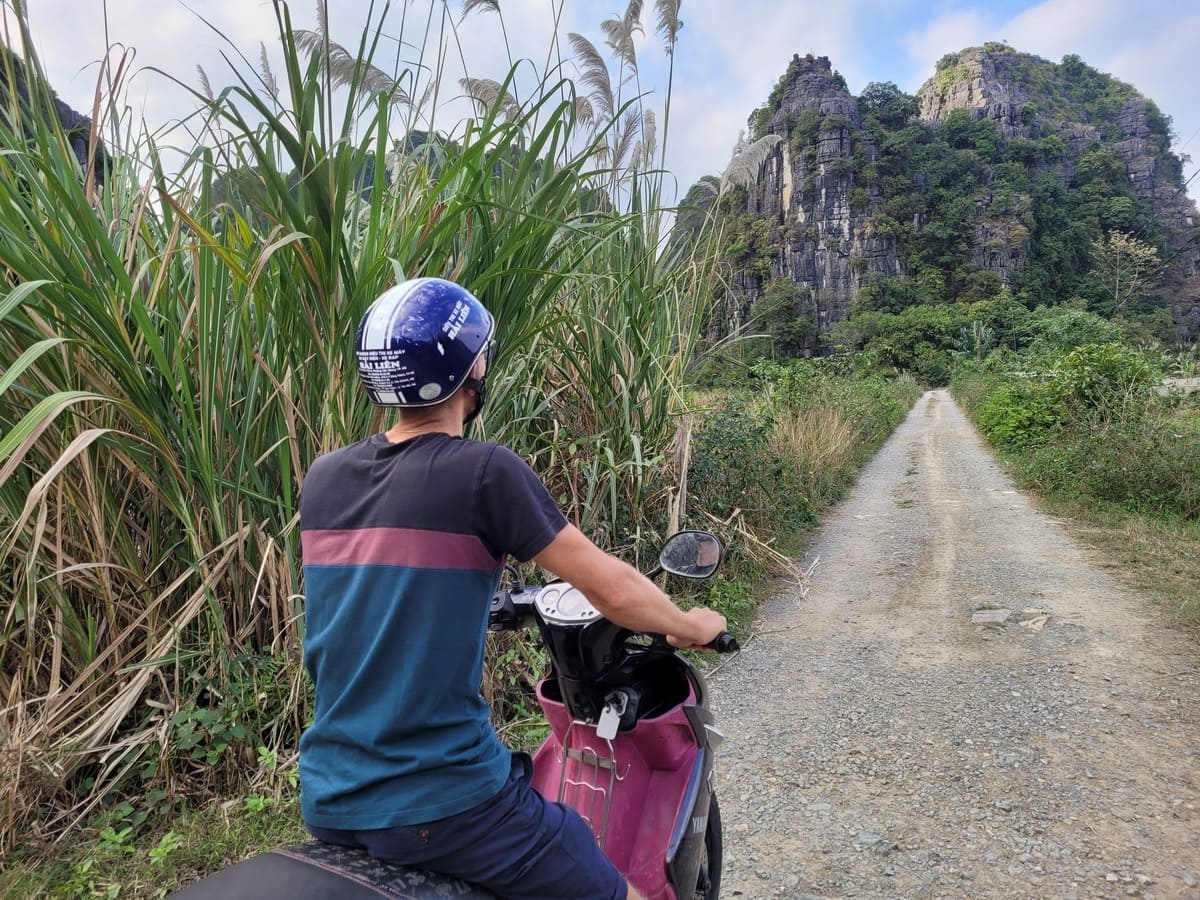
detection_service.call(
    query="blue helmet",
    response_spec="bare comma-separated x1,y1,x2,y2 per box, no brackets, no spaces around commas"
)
355,278,495,409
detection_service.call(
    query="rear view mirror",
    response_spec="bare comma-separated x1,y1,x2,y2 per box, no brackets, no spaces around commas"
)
658,531,723,579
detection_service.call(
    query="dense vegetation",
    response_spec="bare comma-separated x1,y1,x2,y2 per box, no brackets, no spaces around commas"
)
0,0,707,857
955,342,1200,524
688,360,921,594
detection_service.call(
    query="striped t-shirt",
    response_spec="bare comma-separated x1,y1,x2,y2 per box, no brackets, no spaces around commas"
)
298,431,567,829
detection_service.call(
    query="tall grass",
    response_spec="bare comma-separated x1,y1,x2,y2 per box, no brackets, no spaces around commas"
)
0,0,710,849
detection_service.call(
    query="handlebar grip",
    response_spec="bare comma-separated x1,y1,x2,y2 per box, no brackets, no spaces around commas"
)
707,631,740,653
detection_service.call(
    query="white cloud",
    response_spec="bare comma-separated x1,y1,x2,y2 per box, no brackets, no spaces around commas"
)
14,1,280,145
1004,0,1126,52
902,9,991,89
1098,16,1200,165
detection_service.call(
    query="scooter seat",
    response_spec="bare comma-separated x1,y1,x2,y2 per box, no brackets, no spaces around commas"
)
170,840,496,899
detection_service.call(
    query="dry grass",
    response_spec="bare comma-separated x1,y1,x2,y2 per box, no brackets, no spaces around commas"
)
1038,496,1200,629
767,404,858,499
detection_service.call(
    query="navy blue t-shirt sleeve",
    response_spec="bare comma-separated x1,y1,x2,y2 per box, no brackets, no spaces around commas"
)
478,445,568,563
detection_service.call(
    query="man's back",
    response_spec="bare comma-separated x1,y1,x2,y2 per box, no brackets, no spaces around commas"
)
298,431,565,830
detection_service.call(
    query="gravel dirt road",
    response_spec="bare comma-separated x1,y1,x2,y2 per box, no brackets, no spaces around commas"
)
709,390,1200,899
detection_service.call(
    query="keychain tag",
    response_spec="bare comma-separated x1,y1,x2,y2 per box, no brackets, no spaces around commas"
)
596,695,625,741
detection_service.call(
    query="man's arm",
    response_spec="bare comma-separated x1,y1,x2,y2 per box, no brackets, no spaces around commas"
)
533,524,727,649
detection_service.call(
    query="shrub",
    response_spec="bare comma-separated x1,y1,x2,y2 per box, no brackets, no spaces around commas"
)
687,399,813,535
973,380,1064,448
688,361,920,553
848,186,871,212
1052,343,1157,419
912,347,954,386
1024,307,1124,353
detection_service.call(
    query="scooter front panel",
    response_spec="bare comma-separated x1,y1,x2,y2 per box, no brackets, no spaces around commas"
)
533,680,705,900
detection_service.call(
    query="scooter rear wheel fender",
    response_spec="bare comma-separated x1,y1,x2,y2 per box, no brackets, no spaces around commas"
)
169,841,496,899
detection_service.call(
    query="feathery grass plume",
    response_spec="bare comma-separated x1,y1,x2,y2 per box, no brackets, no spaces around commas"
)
611,110,641,171
621,0,646,42
721,131,781,191
260,42,278,99
654,0,683,54
600,1,644,76
574,94,595,131
294,28,412,107
461,0,501,16
567,32,613,119
196,65,214,100
653,0,680,172
460,76,518,120
633,108,656,170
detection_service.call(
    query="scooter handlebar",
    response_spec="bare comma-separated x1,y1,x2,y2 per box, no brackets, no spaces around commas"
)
707,631,740,653
645,631,740,653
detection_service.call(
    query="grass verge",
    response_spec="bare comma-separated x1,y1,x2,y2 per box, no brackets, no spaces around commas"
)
0,795,308,899
1026,496,1200,629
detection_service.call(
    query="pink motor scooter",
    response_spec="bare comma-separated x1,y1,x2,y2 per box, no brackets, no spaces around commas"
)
173,530,737,900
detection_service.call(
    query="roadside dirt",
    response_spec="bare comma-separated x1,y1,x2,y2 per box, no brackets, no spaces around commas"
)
709,390,1200,899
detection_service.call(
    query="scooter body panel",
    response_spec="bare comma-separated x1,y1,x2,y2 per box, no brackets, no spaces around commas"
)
531,678,709,900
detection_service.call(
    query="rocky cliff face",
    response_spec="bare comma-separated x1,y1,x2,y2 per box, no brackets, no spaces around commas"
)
918,46,1036,139
1112,98,1200,343
721,46,1200,346
724,55,902,350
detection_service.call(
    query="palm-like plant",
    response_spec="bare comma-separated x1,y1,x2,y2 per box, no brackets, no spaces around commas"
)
722,131,783,191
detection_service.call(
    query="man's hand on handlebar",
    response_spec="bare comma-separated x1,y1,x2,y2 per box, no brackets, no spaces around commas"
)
666,608,728,651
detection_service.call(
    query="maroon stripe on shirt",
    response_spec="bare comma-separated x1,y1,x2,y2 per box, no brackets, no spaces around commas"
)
302,527,503,571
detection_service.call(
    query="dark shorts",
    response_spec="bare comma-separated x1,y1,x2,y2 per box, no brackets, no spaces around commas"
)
306,753,626,900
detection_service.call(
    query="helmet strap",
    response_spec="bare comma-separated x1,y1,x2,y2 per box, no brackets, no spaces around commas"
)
462,376,487,425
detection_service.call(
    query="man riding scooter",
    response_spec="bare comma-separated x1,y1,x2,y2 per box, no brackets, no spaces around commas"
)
298,278,727,899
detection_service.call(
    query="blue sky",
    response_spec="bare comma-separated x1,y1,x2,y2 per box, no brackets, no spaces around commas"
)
8,0,1199,204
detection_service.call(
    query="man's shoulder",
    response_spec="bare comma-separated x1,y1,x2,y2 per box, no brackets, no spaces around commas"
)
466,439,526,469
306,436,374,476
302,434,532,486
437,437,531,473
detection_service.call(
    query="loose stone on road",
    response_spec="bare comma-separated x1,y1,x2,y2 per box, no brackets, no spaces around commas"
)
710,390,1200,899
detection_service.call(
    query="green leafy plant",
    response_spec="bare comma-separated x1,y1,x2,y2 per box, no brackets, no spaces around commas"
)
147,832,182,867
1052,342,1157,418
973,381,1064,448
243,795,275,814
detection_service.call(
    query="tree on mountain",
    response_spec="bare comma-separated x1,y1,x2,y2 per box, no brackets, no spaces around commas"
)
858,82,918,130
1090,231,1162,317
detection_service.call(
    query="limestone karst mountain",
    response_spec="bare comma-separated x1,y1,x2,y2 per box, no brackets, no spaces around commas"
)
690,45,1199,353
